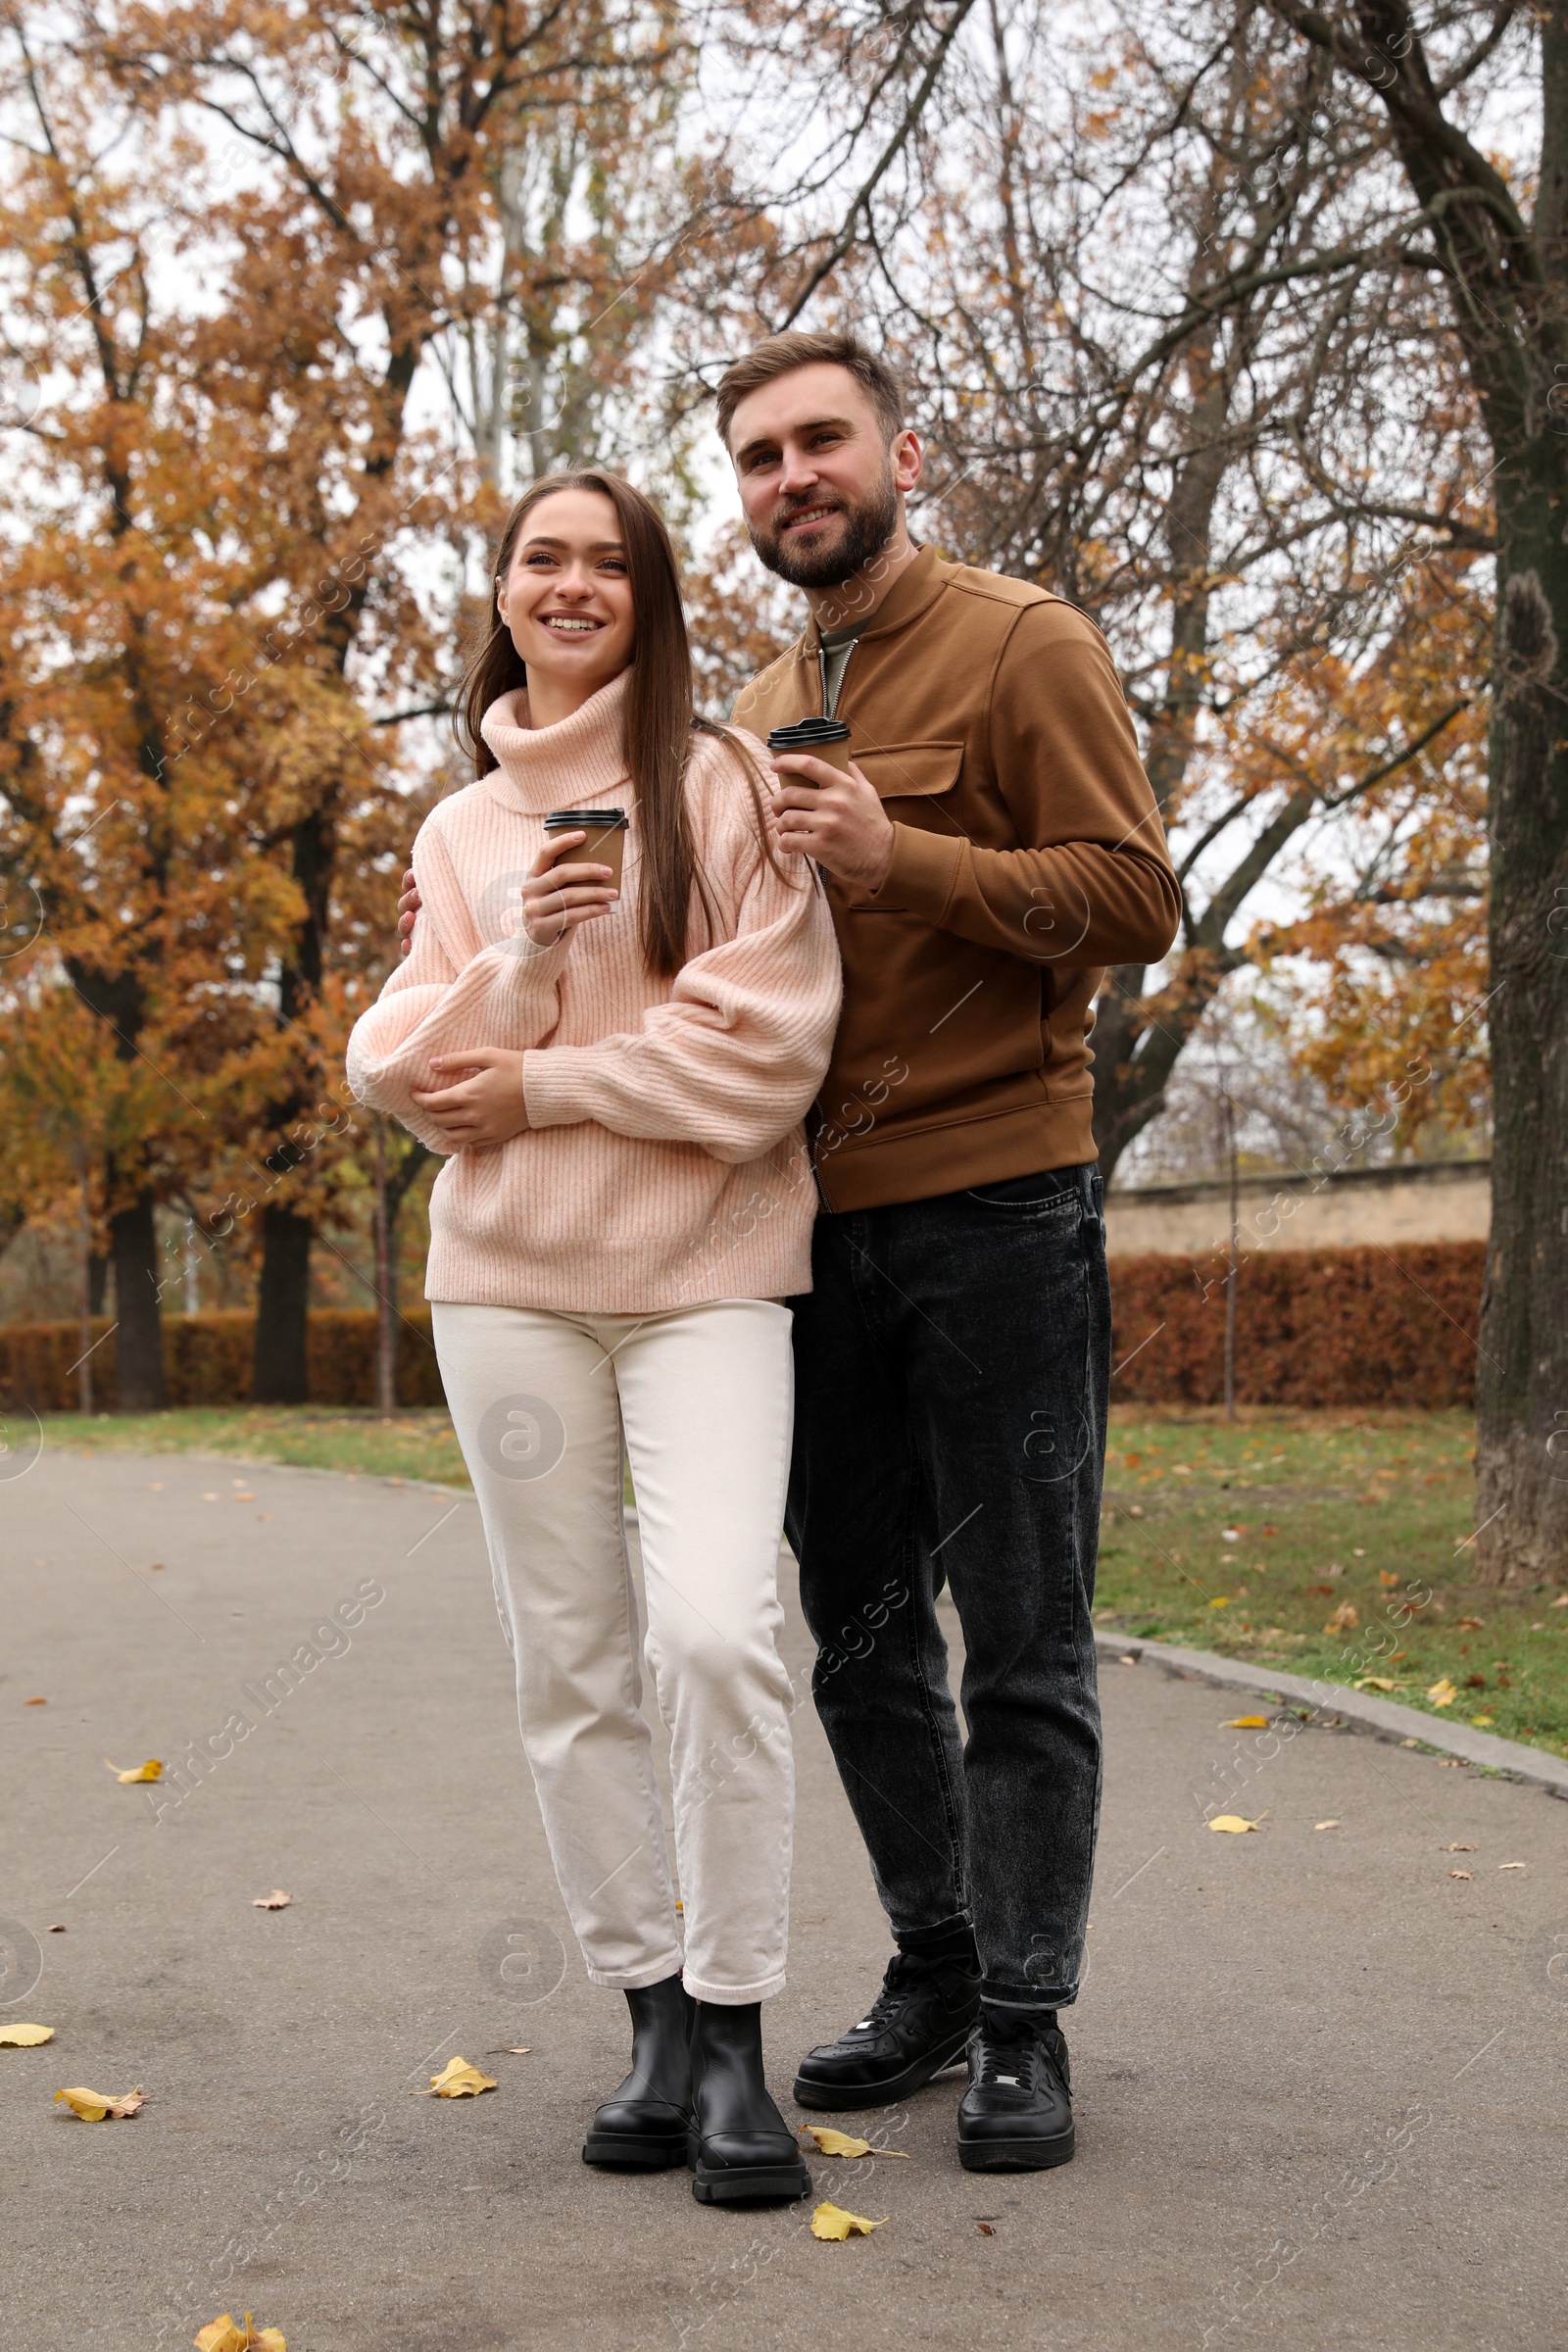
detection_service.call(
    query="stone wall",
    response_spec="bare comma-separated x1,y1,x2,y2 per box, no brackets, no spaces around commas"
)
1103,1157,1489,1260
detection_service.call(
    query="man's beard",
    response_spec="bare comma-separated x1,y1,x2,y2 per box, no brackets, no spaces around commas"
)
748,468,899,593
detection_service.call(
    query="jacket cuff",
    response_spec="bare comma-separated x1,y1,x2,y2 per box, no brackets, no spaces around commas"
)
521,1045,590,1130
862,822,964,921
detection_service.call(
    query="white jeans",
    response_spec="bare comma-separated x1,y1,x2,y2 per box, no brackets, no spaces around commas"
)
432,1297,797,2003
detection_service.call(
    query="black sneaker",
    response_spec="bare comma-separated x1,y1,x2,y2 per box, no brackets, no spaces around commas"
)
792,1953,980,2112
956,2007,1074,2171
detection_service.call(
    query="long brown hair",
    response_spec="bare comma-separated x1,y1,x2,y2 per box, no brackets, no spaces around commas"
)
456,467,783,977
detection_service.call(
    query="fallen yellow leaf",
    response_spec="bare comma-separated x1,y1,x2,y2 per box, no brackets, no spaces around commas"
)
810,2200,886,2240
55,2083,144,2120
803,2125,909,2159
1207,1815,1259,1834
193,2315,286,2352
1470,1714,1494,1727
1440,1842,1476,1852
0,2023,53,2045
1499,1861,1527,1871
1221,1715,1269,1729
1207,1595,1229,1608
1449,1869,1473,1881
251,1890,291,1910
1323,1602,1358,1634
420,2057,496,2098
1426,1678,1457,1708
1355,1677,1397,1691
496,2046,532,2055
105,1757,163,1784
1313,1820,1341,1831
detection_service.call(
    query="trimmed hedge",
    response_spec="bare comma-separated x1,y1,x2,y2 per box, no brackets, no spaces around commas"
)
1108,1243,1483,1409
0,1308,446,1414
0,1243,1484,1414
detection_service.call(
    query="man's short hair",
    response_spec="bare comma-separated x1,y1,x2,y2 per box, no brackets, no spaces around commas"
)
714,331,906,449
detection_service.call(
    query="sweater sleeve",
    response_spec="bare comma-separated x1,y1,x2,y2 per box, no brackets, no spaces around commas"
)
520,846,842,1166
344,818,569,1154
861,602,1182,968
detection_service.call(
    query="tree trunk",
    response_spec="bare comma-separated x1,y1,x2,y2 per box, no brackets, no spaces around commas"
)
87,1252,109,1316
1475,534,1568,1580
1090,337,1232,1175
251,1207,312,1404
373,1124,397,1414
109,1190,167,1411
1468,5,1568,1582
77,1177,95,1416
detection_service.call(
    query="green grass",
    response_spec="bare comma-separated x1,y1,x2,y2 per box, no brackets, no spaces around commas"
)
33,1403,471,1488
1099,1405,1568,1760
34,1400,1568,1762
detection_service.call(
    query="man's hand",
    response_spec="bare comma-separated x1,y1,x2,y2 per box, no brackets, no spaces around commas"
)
397,865,420,957
770,754,896,893
411,1048,528,1149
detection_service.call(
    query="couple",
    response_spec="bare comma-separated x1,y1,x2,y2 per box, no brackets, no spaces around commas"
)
347,330,1179,2205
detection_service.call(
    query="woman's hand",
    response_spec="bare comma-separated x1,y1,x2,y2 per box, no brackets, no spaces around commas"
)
517,831,617,947
411,1048,529,1149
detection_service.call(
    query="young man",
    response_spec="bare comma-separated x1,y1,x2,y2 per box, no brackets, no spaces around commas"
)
716,331,1180,2172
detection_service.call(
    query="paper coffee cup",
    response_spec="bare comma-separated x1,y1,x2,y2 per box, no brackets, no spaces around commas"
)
544,808,627,892
767,716,853,776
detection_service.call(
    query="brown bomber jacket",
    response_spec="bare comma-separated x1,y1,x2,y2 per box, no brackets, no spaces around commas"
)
732,544,1181,1212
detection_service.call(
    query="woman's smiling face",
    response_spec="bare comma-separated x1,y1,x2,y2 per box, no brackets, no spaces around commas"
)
497,486,636,704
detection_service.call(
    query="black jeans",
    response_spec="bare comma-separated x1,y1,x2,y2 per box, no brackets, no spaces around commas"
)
786,1163,1108,2015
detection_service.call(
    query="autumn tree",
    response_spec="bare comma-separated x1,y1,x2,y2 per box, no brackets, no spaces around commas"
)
0,34,324,1407
1237,1,1568,1574
0,0,710,1392
712,0,1557,1572
82,0,694,1398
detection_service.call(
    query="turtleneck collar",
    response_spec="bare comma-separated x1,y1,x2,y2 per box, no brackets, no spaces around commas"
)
478,669,632,815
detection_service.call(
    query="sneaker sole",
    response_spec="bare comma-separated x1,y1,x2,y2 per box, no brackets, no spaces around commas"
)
957,2125,1076,2172
792,2023,974,2112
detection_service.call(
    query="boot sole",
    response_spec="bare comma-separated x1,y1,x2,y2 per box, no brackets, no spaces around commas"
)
582,2133,690,2171
691,2160,812,2205
792,2022,974,2112
957,2125,1075,2172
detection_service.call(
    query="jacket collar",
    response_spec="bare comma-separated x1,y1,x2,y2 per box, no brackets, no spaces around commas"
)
477,670,632,815
799,543,948,658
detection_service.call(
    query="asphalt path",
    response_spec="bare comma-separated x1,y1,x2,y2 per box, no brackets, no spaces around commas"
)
3,1447,1565,2351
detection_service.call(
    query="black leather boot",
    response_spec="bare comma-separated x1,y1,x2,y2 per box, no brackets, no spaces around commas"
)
793,1951,980,2110
582,1976,695,2170
688,2000,812,2205
956,2006,1075,2171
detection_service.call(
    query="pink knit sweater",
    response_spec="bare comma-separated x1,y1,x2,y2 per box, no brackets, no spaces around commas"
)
345,674,842,1312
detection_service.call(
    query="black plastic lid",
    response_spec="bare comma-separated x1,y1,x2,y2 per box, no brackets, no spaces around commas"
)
766,716,851,749
544,808,626,825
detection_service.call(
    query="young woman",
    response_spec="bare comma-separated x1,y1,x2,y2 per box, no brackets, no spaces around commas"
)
347,470,840,2204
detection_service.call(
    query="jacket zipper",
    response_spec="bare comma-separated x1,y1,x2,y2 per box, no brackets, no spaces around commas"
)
819,636,858,721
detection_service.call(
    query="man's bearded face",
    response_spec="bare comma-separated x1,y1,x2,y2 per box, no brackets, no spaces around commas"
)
745,462,899,592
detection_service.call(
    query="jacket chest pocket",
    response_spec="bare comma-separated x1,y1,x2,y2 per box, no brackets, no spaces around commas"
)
850,740,963,802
